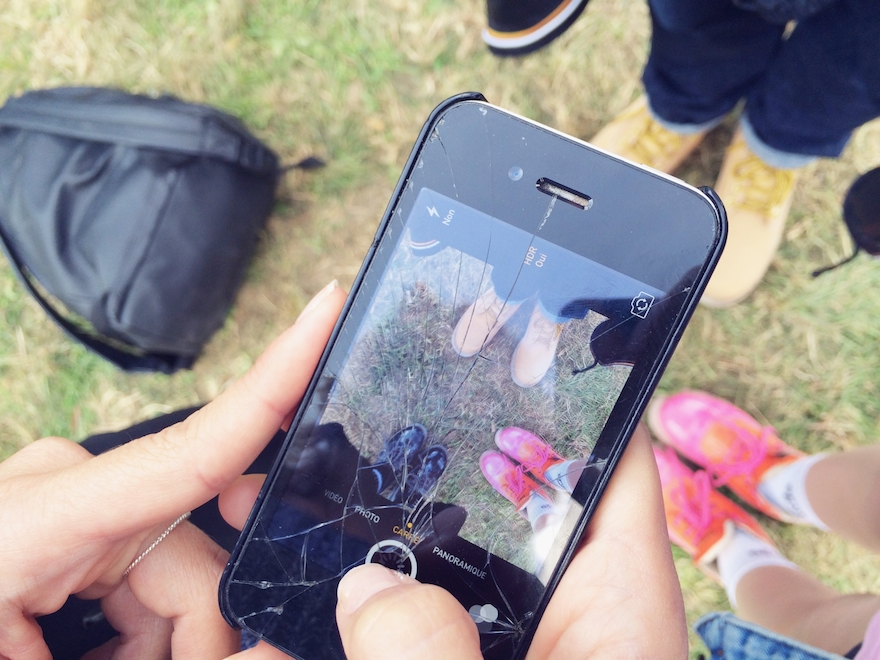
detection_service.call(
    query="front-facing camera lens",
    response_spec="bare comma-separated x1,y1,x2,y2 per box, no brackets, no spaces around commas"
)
508,166,524,182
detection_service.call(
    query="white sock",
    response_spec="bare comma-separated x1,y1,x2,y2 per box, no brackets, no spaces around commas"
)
758,454,830,530
525,491,555,527
717,528,799,608
543,460,578,494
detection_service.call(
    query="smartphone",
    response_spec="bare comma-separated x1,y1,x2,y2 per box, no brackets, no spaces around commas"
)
220,92,726,659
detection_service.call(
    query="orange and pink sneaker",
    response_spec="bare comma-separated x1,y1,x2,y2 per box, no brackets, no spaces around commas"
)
480,450,545,514
653,445,775,581
494,427,566,488
647,391,805,522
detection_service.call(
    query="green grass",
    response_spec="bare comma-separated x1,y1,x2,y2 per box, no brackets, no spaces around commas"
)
2,0,880,653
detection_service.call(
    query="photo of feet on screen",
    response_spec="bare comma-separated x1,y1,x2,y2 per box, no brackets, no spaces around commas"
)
313,189,641,570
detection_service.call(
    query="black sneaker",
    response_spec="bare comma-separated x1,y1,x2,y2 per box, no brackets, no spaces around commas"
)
402,444,449,502
377,424,428,469
374,424,428,495
483,0,590,57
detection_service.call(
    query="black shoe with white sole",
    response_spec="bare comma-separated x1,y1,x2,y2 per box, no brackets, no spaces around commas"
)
483,0,590,56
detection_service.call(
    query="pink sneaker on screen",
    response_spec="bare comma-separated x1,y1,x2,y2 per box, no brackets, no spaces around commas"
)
480,451,544,514
494,427,566,487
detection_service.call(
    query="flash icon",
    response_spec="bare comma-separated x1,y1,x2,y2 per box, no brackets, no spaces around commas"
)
427,206,439,218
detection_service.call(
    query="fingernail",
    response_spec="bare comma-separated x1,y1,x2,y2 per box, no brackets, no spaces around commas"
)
337,564,412,615
299,280,338,319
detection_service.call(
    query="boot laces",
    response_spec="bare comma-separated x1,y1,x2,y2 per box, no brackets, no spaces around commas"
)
627,115,689,164
528,312,563,347
729,154,795,217
501,463,533,507
476,289,509,322
516,440,551,471
668,469,714,542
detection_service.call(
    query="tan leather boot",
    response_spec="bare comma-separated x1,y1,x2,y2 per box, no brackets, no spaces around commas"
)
451,287,520,357
702,128,800,307
590,97,707,174
511,306,563,388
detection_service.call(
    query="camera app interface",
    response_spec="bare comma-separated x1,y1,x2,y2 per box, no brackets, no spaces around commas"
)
225,186,666,659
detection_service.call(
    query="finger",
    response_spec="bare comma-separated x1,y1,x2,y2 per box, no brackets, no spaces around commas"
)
218,474,266,531
223,640,291,659
55,283,347,538
79,637,120,660
529,423,686,658
587,423,686,634
0,436,91,481
586,423,670,540
79,579,172,660
0,612,51,660
336,564,481,660
124,522,239,659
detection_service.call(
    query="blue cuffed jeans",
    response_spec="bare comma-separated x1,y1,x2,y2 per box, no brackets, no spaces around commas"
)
642,0,880,167
696,612,850,660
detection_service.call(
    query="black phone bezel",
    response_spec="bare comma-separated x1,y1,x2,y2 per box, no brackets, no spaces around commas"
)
219,92,727,659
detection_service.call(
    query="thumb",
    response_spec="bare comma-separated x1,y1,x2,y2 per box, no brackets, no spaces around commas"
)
336,564,482,660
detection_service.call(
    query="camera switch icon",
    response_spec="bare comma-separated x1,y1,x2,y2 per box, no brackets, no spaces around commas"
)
631,292,655,319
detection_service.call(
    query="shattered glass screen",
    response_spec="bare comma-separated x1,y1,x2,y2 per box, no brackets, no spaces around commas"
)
222,101,719,660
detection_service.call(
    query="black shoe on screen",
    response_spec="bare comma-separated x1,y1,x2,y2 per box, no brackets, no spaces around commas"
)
374,424,428,496
377,424,428,469
401,444,449,503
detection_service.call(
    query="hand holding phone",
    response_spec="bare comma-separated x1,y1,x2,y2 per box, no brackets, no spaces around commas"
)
220,93,726,659
331,425,686,660
220,424,686,660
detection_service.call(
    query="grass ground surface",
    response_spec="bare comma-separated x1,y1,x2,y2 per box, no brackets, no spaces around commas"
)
2,0,880,655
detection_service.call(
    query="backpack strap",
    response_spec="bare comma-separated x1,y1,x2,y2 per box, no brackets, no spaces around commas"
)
0,228,194,374
0,88,279,174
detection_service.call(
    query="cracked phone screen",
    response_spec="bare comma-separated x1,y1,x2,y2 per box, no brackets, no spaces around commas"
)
221,100,721,660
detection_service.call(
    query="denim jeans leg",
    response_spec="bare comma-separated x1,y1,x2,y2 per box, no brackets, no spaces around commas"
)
696,611,849,660
643,0,785,127
744,0,880,159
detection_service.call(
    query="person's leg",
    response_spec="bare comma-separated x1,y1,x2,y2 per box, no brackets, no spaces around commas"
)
652,439,880,656
642,0,794,308
803,446,880,552
737,444,880,552
736,565,880,656
643,0,785,128
650,392,880,653
702,0,880,306
743,0,880,162
591,0,784,174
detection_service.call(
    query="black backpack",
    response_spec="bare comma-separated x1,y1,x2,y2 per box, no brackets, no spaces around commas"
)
0,87,284,373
